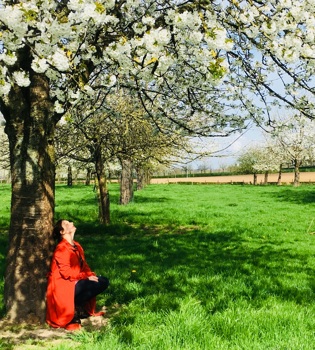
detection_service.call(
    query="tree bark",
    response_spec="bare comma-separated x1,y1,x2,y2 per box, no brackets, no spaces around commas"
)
136,166,145,191
67,165,73,187
3,72,55,323
95,147,110,224
293,159,300,187
85,167,92,186
264,171,268,185
277,163,282,186
253,173,257,185
120,158,134,205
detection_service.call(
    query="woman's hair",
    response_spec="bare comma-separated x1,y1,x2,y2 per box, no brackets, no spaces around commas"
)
53,219,64,242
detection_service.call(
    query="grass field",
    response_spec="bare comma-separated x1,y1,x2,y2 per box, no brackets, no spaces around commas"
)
1,183,315,349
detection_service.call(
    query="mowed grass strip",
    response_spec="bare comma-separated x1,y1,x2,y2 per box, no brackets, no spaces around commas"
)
1,183,315,349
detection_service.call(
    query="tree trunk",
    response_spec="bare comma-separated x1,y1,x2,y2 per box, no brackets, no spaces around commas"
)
145,169,151,186
253,173,257,185
3,72,55,323
67,165,73,187
136,166,145,191
264,171,268,185
120,158,134,205
95,148,110,224
293,159,300,187
85,167,92,186
277,163,282,186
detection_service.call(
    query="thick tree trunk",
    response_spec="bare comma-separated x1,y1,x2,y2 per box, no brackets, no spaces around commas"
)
120,158,134,205
95,148,110,224
67,165,73,187
277,164,283,186
3,73,55,323
293,159,300,187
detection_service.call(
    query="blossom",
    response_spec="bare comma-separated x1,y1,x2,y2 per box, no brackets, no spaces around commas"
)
31,58,49,73
54,101,64,114
0,81,11,96
13,71,31,87
0,52,17,66
50,50,69,72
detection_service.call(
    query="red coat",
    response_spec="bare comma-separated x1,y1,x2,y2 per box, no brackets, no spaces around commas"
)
46,239,96,328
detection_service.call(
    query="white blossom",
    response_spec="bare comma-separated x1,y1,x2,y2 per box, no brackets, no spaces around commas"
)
54,101,64,114
13,71,31,87
31,58,49,73
50,50,69,72
0,52,17,66
0,81,11,96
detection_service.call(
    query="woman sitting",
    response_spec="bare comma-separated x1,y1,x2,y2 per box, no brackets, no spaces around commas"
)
46,219,109,331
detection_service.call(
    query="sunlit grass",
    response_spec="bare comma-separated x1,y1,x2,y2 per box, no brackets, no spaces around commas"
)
2,183,315,349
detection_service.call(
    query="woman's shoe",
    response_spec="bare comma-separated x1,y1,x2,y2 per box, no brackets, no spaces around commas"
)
65,322,81,331
65,313,81,331
92,311,105,317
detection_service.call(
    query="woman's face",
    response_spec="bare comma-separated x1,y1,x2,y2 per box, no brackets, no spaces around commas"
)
61,220,76,235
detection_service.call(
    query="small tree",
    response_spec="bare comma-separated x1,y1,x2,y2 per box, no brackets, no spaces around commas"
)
271,114,315,187
237,147,264,185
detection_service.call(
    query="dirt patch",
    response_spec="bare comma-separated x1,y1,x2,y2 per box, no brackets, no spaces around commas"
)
0,309,109,349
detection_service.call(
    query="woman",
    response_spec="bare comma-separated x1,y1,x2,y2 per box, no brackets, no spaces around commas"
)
46,219,109,331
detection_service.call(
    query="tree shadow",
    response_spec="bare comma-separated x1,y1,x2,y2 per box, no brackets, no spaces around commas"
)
76,223,315,325
267,187,315,205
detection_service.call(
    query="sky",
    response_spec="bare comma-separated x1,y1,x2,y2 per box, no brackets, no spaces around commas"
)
190,124,266,171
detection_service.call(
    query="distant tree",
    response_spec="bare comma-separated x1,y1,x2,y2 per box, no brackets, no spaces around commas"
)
197,162,208,174
252,143,283,185
237,147,264,185
271,114,315,187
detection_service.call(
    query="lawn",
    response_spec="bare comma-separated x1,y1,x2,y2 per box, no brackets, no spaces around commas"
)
1,183,315,349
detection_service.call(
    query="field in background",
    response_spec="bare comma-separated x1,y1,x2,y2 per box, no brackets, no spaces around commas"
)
151,172,315,184
1,184,315,349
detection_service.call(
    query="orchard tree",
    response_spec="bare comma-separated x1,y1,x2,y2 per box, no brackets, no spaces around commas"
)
271,113,315,187
252,144,282,185
103,92,189,204
55,111,114,224
217,1,315,127
0,0,237,323
237,146,264,185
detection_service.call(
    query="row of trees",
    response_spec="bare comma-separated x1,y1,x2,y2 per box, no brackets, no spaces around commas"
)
238,114,315,186
54,90,192,223
1,0,315,323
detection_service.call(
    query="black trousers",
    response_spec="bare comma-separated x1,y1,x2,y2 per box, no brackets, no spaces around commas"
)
75,276,109,306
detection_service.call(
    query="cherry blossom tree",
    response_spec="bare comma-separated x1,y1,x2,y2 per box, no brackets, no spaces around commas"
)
0,0,236,323
237,146,263,185
217,1,315,126
252,144,283,185
271,113,315,186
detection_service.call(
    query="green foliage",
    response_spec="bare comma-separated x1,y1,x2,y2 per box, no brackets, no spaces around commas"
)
2,183,315,348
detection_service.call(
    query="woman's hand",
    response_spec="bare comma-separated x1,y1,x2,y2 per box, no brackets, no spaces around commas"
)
88,275,99,282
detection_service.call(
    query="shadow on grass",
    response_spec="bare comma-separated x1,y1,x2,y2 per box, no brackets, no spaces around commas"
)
268,187,315,205
74,222,315,328
1,221,315,326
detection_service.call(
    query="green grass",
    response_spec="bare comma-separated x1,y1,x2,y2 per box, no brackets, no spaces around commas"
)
2,183,315,349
